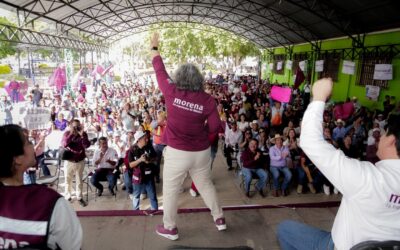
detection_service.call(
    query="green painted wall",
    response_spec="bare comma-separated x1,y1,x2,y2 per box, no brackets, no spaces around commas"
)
262,31,400,110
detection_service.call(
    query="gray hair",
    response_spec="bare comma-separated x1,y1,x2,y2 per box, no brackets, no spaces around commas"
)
173,63,204,91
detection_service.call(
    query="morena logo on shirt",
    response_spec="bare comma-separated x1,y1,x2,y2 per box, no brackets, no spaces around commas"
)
0,237,29,249
389,194,400,204
173,98,204,114
386,194,400,210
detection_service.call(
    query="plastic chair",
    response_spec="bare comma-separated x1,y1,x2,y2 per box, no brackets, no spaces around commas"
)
36,157,61,190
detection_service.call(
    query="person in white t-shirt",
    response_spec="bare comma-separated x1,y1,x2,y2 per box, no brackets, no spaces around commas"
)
277,78,400,250
91,137,119,196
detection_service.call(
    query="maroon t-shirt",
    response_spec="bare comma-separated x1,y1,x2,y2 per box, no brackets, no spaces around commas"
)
0,184,61,249
152,56,221,151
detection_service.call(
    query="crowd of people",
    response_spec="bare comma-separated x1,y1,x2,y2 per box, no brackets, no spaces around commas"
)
1,46,400,203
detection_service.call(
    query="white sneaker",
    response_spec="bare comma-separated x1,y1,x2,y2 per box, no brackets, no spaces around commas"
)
323,184,330,195
129,194,133,200
296,185,303,194
189,188,198,197
333,187,339,194
308,183,316,194
140,193,147,200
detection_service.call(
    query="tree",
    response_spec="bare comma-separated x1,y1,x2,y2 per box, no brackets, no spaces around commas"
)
0,17,17,59
148,23,261,68
120,23,260,69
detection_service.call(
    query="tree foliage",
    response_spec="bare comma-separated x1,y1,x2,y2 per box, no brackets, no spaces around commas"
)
0,17,17,59
150,23,260,66
120,23,260,69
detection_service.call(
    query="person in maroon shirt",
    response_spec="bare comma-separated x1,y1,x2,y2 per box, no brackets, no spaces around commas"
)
241,138,268,198
61,119,91,207
0,124,82,249
150,33,226,241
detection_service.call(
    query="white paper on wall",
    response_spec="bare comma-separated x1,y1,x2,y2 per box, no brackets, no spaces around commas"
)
366,85,380,101
286,60,293,70
277,61,283,70
269,63,274,70
342,60,356,75
315,60,324,72
299,60,306,71
373,64,393,80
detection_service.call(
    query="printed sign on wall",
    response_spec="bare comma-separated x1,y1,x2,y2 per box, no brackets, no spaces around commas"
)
315,60,324,72
342,60,356,75
373,64,393,80
366,85,380,101
299,61,306,71
286,60,292,70
277,61,283,71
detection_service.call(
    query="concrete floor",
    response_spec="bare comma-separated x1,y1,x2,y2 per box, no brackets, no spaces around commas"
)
57,147,340,250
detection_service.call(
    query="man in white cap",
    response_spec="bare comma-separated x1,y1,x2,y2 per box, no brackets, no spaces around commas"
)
128,130,158,210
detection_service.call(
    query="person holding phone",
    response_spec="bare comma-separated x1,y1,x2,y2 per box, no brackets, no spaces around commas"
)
61,119,90,207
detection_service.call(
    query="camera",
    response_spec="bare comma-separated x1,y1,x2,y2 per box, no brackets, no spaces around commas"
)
143,152,150,161
73,126,81,132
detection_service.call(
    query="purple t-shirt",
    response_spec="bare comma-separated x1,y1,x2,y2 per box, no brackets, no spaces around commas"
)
152,55,221,151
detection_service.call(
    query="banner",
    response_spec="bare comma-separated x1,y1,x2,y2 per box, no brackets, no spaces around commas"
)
22,107,51,130
373,64,393,80
315,60,324,72
64,49,74,93
4,81,28,101
286,60,293,70
293,67,305,89
271,85,292,103
299,60,306,71
366,85,380,101
276,61,283,71
342,60,356,75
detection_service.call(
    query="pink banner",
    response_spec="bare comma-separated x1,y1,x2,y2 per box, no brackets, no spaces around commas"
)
101,64,113,76
270,85,292,103
5,81,28,101
48,66,66,91
91,65,104,76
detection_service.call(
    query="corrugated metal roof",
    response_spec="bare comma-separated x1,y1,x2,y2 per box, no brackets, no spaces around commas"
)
1,0,399,47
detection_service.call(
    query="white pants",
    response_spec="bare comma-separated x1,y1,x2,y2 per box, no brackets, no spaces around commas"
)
64,160,85,200
162,146,224,229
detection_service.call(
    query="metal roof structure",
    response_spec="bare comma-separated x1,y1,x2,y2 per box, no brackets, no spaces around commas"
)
1,0,400,49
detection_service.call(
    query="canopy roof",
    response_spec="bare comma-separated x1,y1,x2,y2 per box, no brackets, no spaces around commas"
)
1,0,400,48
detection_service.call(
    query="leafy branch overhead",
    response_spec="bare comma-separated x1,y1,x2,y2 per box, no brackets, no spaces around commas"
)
151,23,261,65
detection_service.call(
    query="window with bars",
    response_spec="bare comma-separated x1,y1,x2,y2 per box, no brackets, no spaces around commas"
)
273,54,286,75
318,52,341,82
356,52,393,89
292,53,309,71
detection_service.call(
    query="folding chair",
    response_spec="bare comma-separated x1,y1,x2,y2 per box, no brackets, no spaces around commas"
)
36,157,62,190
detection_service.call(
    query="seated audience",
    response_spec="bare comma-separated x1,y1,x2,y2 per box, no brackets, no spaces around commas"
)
240,138,268,198
91,137,119,196
269,134,292,197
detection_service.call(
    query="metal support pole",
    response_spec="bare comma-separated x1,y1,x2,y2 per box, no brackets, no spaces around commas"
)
91,50,94,66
